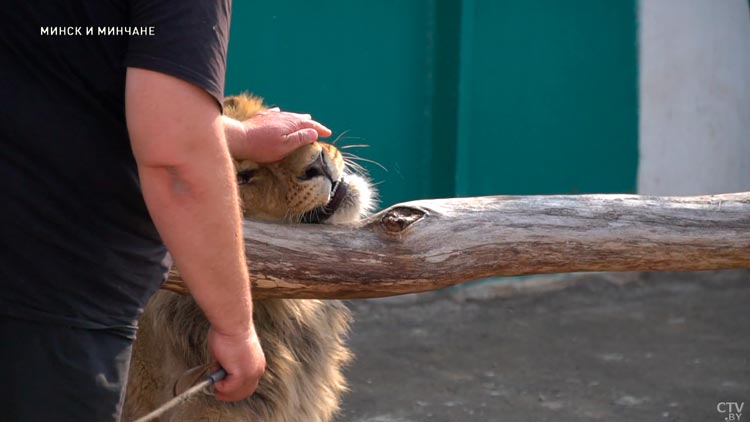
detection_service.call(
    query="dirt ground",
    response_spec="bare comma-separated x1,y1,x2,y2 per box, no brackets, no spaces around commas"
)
339,270,750,422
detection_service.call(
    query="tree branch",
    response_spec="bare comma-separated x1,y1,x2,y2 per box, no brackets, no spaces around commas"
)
163,193,750,299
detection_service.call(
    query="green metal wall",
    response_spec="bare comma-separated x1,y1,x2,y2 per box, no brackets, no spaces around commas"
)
456,0,638,196
226,0,638,208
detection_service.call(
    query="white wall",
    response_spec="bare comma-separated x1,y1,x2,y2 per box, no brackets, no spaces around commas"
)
639,0,750,195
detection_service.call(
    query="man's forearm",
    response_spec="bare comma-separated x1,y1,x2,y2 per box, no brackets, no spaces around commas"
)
126,68,265,400
137,144,252,336
126,68,253,337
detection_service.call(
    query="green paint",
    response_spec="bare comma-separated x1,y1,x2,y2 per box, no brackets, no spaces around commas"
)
226,1,639,208
428,0,462,199
456,0,639,195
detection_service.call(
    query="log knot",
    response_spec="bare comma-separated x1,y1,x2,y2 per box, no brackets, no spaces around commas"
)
379,206,426,234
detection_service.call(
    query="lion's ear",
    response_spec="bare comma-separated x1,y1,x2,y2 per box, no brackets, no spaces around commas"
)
223,96,238,110
223,93,266,120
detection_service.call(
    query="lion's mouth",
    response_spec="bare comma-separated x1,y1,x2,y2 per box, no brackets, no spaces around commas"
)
299,179,349,224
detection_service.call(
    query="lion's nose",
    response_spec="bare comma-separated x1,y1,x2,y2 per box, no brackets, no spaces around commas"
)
299,152,335,183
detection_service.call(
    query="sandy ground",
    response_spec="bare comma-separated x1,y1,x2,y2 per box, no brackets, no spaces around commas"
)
339,270,750,422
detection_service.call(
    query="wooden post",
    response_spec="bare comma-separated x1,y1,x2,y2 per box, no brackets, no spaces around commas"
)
163,193,750,299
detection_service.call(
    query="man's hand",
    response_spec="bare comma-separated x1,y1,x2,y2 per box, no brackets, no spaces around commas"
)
224,108,332,163
208,326,266,401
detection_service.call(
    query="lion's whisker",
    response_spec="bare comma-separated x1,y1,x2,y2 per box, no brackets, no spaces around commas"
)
369,180,385,188
343,159,369,176
331,130,351,145
343,156,388,172
343,157,366,169
339,144,370,150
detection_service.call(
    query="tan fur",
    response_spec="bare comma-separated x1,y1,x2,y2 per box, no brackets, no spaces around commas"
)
123,94,375,421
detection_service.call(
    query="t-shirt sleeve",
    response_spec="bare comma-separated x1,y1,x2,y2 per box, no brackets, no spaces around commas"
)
125,0,231,109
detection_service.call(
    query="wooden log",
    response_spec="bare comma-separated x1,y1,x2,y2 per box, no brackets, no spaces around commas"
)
162,192,750,299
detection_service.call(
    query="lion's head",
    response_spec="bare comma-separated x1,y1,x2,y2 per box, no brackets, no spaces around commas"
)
224,94,375,224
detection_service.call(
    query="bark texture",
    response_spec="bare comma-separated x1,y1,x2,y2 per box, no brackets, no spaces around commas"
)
163,193,750,299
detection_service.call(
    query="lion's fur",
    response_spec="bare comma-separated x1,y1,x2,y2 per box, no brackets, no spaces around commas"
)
123,94,373,421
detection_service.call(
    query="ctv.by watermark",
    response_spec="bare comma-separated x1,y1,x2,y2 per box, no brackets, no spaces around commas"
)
40,26,155,36
717,402,745,421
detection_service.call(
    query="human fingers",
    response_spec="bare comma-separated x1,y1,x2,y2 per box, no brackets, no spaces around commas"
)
213,355,264,401
296,119,332,138
209,329,266,402
256,107,281,116
282,128,319,148
214,372,258,402
284,112,312,120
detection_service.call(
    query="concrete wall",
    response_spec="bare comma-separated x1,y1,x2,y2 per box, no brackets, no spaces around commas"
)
639,0,750,195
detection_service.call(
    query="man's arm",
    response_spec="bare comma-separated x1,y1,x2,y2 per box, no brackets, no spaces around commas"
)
125,67,264,402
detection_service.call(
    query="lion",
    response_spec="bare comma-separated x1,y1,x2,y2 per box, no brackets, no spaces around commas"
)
122,94,376,421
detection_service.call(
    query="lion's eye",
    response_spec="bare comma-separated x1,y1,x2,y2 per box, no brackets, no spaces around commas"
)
300,167,324,181
237,169,256,185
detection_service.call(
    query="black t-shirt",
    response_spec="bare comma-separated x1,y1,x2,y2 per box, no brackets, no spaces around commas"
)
0,0,231,338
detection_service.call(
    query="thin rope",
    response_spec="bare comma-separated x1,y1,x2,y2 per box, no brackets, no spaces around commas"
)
132,369,225,422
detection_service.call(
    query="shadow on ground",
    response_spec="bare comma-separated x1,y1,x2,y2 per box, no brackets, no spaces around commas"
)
341,270,750,422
